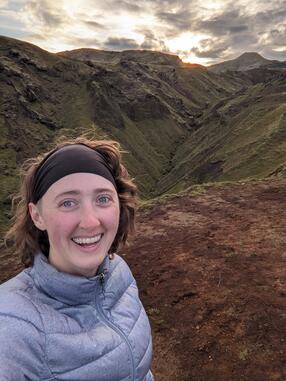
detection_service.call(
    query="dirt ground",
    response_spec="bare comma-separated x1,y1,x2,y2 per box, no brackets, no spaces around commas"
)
123,179,286,381
1,179,285,381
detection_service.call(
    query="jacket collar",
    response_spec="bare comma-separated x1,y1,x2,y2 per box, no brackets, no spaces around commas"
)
30,253,110,306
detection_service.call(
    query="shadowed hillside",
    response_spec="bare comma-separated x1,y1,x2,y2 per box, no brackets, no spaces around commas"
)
1,36,286,236
208,52,274,73
208,52,286,73
157,66,286,193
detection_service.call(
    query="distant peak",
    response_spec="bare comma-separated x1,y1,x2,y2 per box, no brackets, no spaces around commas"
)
236,52,267,61
239,52,263,58
208,51,272,73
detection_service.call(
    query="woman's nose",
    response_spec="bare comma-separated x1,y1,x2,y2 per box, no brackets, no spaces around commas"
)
79,205,100,229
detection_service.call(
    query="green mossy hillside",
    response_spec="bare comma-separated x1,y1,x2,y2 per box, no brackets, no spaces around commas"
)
1,36,286,236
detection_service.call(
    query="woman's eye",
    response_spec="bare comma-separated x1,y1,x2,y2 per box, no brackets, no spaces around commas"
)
61,200,76,208
97,195,111,205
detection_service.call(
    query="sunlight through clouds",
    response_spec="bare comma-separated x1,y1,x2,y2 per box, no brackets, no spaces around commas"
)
165,32,212,64
105,13,145,43
0,0,285,64
166,32,210,53
203,0,226,10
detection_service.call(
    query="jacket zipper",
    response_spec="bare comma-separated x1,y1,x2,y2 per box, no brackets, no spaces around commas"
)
96,272,136,381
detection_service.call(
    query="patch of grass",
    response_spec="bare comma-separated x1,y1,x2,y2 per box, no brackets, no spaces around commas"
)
147,307,160,316
238,348,249,361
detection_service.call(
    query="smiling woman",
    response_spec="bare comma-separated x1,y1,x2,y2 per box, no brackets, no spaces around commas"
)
29,172,120,277
0,137,154,381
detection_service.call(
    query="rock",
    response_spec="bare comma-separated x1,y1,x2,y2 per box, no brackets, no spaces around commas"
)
8,49,20,58
25,83,40,102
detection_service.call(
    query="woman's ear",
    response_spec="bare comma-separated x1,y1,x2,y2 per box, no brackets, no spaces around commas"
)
28,202,46,231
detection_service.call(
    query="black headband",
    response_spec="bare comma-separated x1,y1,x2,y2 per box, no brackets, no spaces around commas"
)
32,144,116,203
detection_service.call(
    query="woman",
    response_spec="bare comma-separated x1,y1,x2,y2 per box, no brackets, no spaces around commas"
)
0,137,154,381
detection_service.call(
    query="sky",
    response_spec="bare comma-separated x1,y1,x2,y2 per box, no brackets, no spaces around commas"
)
0,0,286,65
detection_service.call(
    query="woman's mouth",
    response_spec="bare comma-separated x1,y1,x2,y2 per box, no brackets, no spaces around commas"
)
71,234,102,247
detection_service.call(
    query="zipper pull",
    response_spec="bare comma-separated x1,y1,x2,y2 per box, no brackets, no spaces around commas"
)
99,272,106,297
99,272,105,284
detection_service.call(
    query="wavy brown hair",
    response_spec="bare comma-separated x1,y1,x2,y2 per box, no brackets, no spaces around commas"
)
5,137,137,267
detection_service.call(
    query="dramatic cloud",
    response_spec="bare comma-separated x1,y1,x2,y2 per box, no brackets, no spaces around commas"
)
83,20,106,30
104,37,140,50
155,9,193,32
23,0,68,30
195,9,247,36
0,0,285,64
107,0,142,13
191,38,228,59
135,28,169,51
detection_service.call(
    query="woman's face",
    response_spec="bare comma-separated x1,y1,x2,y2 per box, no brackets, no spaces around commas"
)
29,173,120,277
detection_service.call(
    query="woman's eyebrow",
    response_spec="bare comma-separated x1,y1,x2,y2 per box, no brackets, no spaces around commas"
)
94,188,116,194
54,190,81,200
54,188,116,200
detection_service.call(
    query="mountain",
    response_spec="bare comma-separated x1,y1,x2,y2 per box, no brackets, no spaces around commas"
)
208,52,277,73
58,48,183,66
0,35,286,235
155,64,286,193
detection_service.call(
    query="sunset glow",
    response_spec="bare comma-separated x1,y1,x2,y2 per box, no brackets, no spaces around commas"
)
166,32,209,53
0,0,285,65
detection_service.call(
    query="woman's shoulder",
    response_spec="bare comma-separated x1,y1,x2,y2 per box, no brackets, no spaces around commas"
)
105,254,139,298
0,269,43,329
0,269,32,301
109,254,135,283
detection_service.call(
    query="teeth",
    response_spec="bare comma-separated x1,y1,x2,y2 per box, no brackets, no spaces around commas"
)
72,234,101,245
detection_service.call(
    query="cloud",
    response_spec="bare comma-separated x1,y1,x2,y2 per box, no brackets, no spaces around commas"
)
23,0,67,30
25,32,47,41
135,28,169,51
63,36,100,48
146,0,192,8
260,45,286,61
229,25,248,33
231,32,258,46
185,36,232,62
184,2,286,62
93,0,143,14
155,9,193,31
110,0,142,13
253,8,286,27
269,26,286,46
103,37,140,50
191,43,227,59
83,20,106,30
1,0,286,64
195,9,248,36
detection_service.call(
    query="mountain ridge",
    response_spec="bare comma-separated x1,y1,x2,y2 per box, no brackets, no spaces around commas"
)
1,35,286,234
208,51,286,73
57,47,183,66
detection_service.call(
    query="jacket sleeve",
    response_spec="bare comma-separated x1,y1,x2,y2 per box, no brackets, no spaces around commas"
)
0,314,48,380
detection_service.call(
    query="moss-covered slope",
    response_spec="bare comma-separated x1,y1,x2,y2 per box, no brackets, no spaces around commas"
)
1,35,286,235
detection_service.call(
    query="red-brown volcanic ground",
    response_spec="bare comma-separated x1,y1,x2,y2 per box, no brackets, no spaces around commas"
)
1,179,285,380
124,180,286,381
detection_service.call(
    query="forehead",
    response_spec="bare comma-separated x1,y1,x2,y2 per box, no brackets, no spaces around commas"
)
44,173,117,198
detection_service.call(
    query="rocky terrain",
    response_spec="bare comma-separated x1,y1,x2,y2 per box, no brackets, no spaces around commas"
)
1,179,285,381
125,179,286,381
